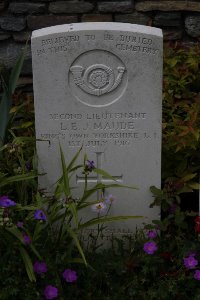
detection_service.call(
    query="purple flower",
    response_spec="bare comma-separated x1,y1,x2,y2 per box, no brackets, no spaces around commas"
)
44,285,58,300
23,233,31,245
17,221,24,228
91,202,107,215
34,209,47,221
147,230,157,239
0,196,16,208
86,160,95,171
25,162,32,171
143,241,158,255
169,204,177,214
184,256,198,269
105,194,116,205
194,270,200,280
33,261,47,275
63,269,78,283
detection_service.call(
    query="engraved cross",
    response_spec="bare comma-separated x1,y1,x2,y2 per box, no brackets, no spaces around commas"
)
76,152,123,200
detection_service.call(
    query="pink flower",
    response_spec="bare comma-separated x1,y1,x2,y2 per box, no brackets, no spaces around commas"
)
63,269,78,283
194,270,200,280
33,261,47,275
105,194,116,205
34,209,47,221
44,285,58,300
184,256,198,269
147,230,157,239
143,241,158,255
23,233,31,245
16,221,24,228
0,195,16,207
91,202,107,214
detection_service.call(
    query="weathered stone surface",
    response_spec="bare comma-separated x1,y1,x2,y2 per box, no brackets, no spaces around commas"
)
163,28,183,41
0,30,11,40
49,1,94,14
0,16,26,31
22,0,51,2
185,15,200,37
135,1,200,12
98,1,134,13
31,23,162,239
82,14,113,22
115,12,151,25
0,41,31,70
0,1,5,11
9,2,46,14
13,31,31,42
27,15,78,30
154,12,181,27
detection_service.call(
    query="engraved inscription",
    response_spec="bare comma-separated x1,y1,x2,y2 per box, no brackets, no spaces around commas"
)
35,32,160,57
41,35,79,46
39,111,158,149
85,34,95,41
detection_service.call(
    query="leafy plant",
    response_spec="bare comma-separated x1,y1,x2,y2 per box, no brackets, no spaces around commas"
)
0,45,27,147
0,145,140,299
162,44,200,189
0,42,200,300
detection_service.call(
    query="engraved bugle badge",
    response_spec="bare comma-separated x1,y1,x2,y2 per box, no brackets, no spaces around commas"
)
70,64,125,96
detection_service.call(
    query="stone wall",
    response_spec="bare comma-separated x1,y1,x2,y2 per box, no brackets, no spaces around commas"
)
0,0,200,89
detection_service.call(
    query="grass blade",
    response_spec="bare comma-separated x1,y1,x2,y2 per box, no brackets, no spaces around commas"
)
93,168,119,182
0,172,37,188
79,215,143,230
59,144,70,197
65,224,87,265
0,45,27,145
19,246,36,282
67,147,82,171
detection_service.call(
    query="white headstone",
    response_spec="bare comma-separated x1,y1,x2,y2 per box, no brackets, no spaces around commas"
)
31,23,163,239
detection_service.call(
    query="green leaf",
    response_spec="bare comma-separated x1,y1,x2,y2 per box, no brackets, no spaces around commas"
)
5,226,24,243
178,186,193,193
19,247,36,282
93,168,119,182
12,121,33,129
0,172,37,188
13,136,35,144
176,160,187,177
67,258,87,264
168,58,178,67
0,45,27,146
150,186,163,196
188,182,200,189
16,205,38,211
29,244,42,260
8,44,27,96
79,215,143,229
68,202,79,228
59,144,70,197
67,147,82,171
65,224,87,265
81,182,138,203
182,173,197,182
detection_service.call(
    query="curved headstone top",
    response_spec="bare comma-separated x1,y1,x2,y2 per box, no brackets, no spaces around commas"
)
32,22,163,38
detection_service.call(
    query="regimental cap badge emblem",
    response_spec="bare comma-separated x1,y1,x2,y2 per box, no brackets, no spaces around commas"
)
69,50,128,107
70,64,125,96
